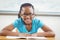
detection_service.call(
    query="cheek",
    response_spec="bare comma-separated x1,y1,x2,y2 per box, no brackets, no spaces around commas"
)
22,16,32,20
30,16,32,19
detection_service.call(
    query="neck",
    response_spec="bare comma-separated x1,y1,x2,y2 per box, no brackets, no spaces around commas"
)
25,23,32,25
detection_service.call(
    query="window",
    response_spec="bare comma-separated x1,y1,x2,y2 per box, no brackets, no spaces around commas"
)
0,0,60,15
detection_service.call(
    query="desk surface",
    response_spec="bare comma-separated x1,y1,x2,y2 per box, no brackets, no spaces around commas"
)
0,36,55,40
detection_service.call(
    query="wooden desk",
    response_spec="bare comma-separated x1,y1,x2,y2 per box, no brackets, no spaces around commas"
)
0,36,55,40
0,36,26,40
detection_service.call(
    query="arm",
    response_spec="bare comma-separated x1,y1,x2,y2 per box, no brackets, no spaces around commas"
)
0,24,19,36
31,25,55,37
16,30,31,37
0,24,31,36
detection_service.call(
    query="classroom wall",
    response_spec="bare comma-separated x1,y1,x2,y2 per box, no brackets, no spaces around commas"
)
0,15,60,40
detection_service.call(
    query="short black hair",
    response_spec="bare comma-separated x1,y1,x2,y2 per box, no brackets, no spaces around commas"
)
18,3,34,18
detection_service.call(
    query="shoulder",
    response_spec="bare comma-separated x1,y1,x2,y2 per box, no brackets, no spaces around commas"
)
15,18,22,22
12,18,23,27
13,18,23,24
32,18,41,23
32,18,44,25
32,18,41,25
33,18,44,28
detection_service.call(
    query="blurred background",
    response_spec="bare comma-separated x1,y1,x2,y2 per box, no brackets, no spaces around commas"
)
0,0,60,40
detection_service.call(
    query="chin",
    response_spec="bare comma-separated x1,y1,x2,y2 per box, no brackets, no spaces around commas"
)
23,20,32,25
25,22,31,25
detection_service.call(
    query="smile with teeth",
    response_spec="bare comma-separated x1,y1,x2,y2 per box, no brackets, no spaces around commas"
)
25,18,31,22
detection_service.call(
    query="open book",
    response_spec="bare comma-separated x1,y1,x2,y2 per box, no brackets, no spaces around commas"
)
6,36,47,40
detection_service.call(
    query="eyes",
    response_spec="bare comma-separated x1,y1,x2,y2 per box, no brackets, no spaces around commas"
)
20,13,35,16
20,7,34,17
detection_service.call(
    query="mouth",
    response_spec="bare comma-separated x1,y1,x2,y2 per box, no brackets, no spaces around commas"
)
25,18,31,22
24,18,32,24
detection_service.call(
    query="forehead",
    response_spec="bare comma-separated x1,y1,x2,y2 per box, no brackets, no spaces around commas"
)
21,6,33,14
22,6,33,10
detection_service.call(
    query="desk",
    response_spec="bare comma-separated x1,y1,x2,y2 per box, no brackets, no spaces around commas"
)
0,36,55,40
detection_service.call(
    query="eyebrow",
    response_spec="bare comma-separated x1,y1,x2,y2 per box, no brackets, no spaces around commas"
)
24,13,34,14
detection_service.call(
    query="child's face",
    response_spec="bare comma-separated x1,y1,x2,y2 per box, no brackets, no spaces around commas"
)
20,6,34,25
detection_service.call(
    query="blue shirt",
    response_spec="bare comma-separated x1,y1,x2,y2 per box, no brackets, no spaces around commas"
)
13,18,44,34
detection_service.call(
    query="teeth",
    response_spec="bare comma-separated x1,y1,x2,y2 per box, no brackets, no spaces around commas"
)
26,19,30,20
25,19,30,21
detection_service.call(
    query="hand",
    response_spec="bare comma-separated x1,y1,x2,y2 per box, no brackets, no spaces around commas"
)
19,33,31,37
31,33,37,37
32,33,45,37
30,33,42,37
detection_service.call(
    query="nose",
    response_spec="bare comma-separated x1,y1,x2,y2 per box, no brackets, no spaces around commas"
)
25,15,30,19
